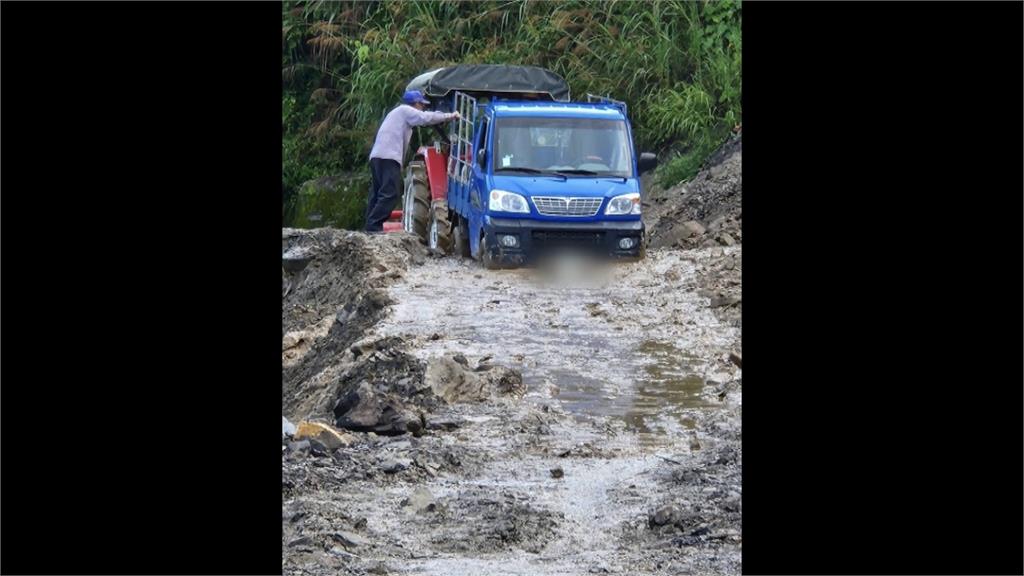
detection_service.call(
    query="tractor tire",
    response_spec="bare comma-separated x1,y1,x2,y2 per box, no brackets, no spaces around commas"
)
452,214,471,258
428,205,453,256
480,233,501,270
403,161,430,243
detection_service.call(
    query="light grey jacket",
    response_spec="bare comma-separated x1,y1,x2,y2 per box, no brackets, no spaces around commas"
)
369,104,454,166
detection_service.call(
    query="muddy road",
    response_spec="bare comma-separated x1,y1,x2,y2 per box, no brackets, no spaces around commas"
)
282,234,742,576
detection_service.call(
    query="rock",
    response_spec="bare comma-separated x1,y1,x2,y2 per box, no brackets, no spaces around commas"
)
286,439,311,454
452,353,469,366
402,487,436,512
333,384,381,429
282,246,316,273
282,416,297,439
334,382,423,436
729,351,742,368
425,357,524,403
380,457,412,474
308,438,331,457
287,535,313,548
649,505,682,527
281,332,300,351
658,220,707,248
294,421,355,451
550,467,564,479
282,314,336,367
331,530,369,548
717,232,736,246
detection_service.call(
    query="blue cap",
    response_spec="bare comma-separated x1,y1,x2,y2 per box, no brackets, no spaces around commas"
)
403,89,430,105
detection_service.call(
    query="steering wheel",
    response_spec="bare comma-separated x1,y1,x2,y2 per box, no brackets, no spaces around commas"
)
584,155,604,163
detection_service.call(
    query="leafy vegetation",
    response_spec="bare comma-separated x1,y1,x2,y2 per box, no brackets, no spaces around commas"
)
283,0,741,228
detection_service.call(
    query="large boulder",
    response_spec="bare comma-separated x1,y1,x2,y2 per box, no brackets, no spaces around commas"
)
333,381,424,436
424,356,525,403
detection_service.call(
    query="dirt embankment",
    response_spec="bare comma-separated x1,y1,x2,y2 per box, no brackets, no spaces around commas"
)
645,134,742,250
282,229,423,422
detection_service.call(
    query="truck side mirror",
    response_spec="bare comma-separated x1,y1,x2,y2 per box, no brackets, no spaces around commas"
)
477,147,486,166
638,152,658,175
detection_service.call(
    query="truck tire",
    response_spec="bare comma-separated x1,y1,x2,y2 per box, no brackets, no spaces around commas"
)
403,161,429,243
428,205,453,256
452,215,471,258
480,233,501,270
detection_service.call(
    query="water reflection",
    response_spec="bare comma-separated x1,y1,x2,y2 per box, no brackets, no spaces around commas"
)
545,339,719,439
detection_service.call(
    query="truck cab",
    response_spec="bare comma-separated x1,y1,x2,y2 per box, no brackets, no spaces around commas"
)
398,64,656,268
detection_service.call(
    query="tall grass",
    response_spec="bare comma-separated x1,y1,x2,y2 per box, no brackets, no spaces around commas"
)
282,0,742,227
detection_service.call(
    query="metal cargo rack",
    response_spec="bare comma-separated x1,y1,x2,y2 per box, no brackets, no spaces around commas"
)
585,93,627,115
447,91,478,204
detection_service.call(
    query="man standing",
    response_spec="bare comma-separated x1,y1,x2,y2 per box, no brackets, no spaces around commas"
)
364,90,459,232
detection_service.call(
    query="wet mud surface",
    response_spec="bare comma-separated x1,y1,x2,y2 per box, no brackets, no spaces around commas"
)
283,238,742,575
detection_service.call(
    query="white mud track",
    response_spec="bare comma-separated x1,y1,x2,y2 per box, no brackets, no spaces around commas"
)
283,242,742,576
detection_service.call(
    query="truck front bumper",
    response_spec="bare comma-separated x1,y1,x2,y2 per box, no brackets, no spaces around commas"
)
483,217,644,266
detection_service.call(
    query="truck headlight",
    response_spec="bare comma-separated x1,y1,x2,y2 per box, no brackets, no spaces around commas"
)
488,189,530,213
605,193,641,215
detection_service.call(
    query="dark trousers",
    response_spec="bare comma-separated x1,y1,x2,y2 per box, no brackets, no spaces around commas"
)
364,158,401,232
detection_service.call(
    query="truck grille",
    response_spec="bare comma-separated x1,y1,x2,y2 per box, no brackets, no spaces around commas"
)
531,230,605,249
531,196,603,217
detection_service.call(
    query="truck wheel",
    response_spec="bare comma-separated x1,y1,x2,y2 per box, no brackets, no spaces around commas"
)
428,206,453,256
403,161,429,243
480,233,500,270
452,215,471,258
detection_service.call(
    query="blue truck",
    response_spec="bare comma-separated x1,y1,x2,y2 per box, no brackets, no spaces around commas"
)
395,64,656,269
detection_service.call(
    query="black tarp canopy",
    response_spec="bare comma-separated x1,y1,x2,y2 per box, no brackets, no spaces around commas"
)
405,65,570,102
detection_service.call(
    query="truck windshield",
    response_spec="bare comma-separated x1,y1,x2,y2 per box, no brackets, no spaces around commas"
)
492,117,634,177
